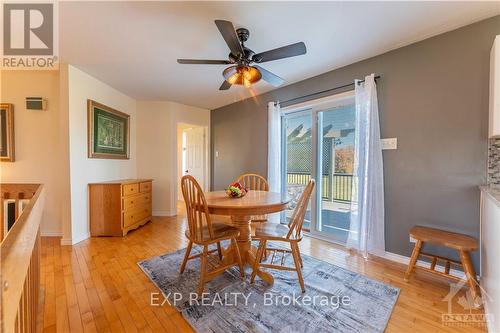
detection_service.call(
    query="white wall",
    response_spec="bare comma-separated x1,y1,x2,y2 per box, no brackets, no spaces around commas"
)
1,67,208,244
136,101,209,216
0,70,71,236
66,65,137,244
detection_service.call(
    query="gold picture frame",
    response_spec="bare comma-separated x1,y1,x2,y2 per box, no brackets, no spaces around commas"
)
87,100,130,159
0,103,15,162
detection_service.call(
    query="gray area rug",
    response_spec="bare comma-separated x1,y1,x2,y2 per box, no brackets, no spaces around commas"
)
138,244,399,333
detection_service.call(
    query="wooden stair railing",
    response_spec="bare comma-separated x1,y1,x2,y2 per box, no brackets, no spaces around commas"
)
0,184,45,333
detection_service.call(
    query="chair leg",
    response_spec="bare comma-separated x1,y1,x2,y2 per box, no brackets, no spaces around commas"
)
291,242,305,293
459,250,480,301
180,240,193,274
216,241,223,260
296,245,303,268
198,245,208,296
232,238,245,278
404,240,423,281
251,240,266,284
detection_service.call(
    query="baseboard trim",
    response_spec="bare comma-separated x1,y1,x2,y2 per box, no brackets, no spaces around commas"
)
153,210,176,217
60,232,90,246
380,251,466,279
303,234,466,280
41,231,62,237
60,238,73,246
72,233,90,245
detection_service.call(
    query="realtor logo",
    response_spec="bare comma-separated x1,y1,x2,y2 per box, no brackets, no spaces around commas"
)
442,279,493,328
3,3,53,55
1,2,58,69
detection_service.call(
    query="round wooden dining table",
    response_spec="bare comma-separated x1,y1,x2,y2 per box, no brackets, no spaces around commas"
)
204,190,289,284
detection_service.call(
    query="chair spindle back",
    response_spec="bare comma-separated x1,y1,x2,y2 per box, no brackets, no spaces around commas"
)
181,175,214,241
287,180,315,240
236,173,269,191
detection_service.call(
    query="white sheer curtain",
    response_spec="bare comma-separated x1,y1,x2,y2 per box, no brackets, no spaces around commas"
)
267,101,281,222
347,74,385,258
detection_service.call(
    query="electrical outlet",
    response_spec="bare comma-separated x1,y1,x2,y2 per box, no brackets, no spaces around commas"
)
381,138,398,150
409,235,417,243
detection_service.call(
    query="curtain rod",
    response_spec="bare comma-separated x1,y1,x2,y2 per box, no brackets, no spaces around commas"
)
278,75,381,106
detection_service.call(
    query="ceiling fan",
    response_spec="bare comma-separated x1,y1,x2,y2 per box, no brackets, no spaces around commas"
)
177,20,307,90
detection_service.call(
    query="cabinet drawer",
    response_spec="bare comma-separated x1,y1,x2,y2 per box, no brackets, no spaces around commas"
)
123,193,151,211
140,181,152,193
123,206,151,227
123,183,139,196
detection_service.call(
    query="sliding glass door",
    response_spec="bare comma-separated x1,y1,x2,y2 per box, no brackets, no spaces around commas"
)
315,105,355,243
281,92,355,244
282,110,313,230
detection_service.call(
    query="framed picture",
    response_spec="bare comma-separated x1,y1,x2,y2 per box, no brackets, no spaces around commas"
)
0,103,15,162
87,100,130,159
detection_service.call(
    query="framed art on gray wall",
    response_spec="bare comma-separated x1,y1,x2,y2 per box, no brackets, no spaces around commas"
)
0,103,15,162
87,99,130,159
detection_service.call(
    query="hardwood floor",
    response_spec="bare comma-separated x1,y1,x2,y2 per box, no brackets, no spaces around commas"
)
37,208,486,333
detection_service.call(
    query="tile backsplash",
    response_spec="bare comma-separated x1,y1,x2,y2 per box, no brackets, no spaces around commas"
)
488,137,500,187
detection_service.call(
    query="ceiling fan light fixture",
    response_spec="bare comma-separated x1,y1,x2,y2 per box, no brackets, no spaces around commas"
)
223,65,262,87
179,20,307,91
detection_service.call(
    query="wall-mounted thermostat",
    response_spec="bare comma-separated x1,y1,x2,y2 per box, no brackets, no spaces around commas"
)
26,97,47,111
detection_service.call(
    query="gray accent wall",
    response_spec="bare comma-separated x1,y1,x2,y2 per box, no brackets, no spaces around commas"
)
211,16,500,268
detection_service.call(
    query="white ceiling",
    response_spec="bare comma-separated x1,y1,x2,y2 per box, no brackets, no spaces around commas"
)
60,2,500,110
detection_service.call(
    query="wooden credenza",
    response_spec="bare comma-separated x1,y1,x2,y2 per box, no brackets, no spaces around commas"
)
89,179,153,236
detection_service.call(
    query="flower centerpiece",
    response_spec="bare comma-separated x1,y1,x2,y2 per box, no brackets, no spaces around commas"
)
225,182,249,198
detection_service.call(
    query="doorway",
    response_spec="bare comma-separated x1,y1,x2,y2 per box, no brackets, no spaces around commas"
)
177,124,209,201
281,91,355,244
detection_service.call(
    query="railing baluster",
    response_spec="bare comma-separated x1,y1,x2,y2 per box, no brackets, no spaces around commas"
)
287,172,353,203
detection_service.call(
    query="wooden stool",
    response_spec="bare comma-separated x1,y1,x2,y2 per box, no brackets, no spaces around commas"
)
405,226,479,300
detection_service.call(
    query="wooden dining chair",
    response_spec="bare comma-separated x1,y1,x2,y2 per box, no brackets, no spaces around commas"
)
250,180,315,293
237,173,269,191
236,173,269,223
180,175,244,295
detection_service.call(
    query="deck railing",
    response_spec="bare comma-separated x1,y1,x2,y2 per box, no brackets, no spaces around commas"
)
287,172,353,202
1,184,45,333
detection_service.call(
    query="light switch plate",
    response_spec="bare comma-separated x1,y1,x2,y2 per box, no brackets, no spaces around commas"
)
381,138,398,150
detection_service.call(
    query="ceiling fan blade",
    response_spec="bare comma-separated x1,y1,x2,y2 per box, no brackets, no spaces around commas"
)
177,59,232,65
214,20,244,57
253,42,306,63
254,65,285,87
219,80,232,90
